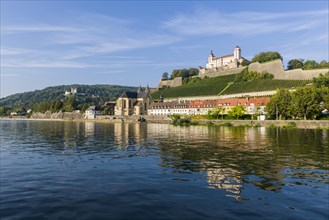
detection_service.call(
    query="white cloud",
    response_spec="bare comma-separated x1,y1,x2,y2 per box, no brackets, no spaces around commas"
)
2,60,91,68
2,24,84,33
162,9,328,36
0,47,39,56
0,73,20,77
1,13,181,68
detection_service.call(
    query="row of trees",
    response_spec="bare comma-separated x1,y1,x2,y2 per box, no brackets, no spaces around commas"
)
266,86,328,120
31,96,78,113
162,68,199,80
287,59,329,70
266,73,329,120
0,106,27,116
207,85,328,121
208,106,246,120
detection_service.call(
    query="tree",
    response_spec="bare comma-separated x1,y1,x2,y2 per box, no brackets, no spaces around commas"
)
291,87,321,120
303,60,318,70
62,96,76,112
0,106,11,116
240,59,249,66
318,60,329,68
251,51,283,63
188,68,199,77
287,59,304,70
320,86,329,110
313,72,329,88
162,72,169,80
170,68,199,79
50,100,63,113
228,106,245,119
265,89,292,120
209,106,225,119
80,104,90,112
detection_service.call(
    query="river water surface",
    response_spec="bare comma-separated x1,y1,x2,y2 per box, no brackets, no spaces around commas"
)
0,120,328,219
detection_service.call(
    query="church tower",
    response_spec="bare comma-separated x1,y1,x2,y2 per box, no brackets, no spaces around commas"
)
137,85,142,93
145,84,150,94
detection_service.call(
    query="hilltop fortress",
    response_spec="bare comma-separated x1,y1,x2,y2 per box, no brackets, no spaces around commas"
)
157,46,328,90
205,46,248,70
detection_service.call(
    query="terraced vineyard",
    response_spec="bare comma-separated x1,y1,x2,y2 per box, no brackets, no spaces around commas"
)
151,74,236,99
222,79,312,95
151,74,313,99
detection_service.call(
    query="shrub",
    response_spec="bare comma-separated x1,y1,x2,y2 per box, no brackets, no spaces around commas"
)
220,122,233,127
282,122,297,128
251,51,283,63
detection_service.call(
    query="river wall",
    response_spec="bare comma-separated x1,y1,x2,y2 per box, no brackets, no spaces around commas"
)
248,59,328,80
6,114,328,129
30,111,84,120
189,119,329,129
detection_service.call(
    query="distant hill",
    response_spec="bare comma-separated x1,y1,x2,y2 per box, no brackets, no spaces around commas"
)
0,84,137,109
151,74,312,99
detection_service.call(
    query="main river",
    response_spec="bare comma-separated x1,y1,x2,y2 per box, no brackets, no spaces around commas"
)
1,120,328,219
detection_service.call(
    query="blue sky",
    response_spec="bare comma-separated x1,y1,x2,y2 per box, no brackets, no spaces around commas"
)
1,0,328,98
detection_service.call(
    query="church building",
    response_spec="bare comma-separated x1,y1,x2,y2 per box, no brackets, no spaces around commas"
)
205,46,248,70
115,85,153,116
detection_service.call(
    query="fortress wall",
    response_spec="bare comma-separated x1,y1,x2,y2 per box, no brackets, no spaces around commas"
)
157,77,182,90
197,67,245,79
249,59,328,80
279,68,329,80
248,59,285,76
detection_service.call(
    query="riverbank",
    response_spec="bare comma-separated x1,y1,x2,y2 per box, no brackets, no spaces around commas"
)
1,116,329,129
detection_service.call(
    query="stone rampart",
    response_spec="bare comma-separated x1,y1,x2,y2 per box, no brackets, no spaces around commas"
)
248,59,328,80
248,59,285,76
281,68,328,80
198,67,245,79
157,77,182,90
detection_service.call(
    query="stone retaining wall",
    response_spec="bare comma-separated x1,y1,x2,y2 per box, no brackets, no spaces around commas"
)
197,67,246,79
248,59,328,80
157,77,183,90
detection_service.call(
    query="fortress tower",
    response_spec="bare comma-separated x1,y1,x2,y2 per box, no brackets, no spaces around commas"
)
234,46,241,60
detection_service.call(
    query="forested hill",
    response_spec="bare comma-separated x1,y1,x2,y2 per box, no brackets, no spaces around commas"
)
0,84,137,109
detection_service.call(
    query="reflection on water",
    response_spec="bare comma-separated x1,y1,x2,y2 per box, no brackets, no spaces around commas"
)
206,167,243,199
1,120,328,220
147,123,329,199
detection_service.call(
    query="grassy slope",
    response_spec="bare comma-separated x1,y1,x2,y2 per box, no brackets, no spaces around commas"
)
151,74,236,99
222,79,312,95
152,74,312,99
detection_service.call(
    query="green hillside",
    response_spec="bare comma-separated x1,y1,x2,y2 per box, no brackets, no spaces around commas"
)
222,79,312,95
152,74,236,99
151,74,312,99
0,84,137,109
